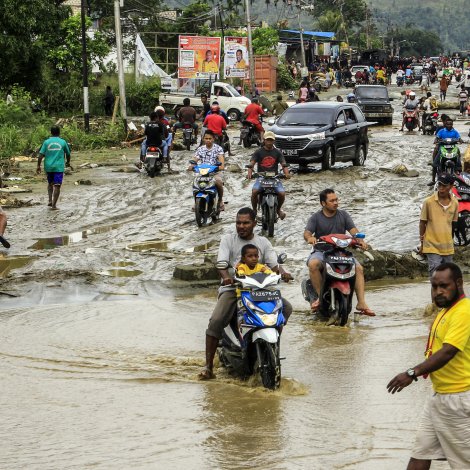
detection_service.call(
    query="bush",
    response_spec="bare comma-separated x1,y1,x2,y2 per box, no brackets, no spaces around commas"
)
126,78,161,116
277,61,298,91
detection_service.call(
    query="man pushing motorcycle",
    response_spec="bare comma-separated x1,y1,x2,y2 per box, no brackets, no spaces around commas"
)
198,207,293,380
303,188,375,317
247,131,290,220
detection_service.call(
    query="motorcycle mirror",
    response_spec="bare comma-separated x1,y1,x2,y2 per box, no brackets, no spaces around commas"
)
355,233,366,239
363,251,374,262
216,261,229,270
189,160,197,165
277,252,287,264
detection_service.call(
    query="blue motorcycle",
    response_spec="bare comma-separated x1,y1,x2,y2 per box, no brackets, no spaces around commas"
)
218,265,286,389
190,161,221,227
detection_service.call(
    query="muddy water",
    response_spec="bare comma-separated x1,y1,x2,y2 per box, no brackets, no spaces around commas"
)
1,82,465,468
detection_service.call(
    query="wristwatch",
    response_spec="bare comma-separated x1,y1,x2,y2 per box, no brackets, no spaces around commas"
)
406,368,418,382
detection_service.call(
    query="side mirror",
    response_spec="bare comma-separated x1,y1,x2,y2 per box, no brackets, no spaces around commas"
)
355,233,366,239
267,118,275,125
216,261,229,270
277,252,287,264
336,119,345,127
189,160,197,165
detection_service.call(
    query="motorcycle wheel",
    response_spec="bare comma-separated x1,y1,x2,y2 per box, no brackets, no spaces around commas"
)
255,341,281,390
337,293,349,326
242,135,251,148
148,165,156,178
267,205,276,237
314,82,321,92
185,139,191,151
194,198,207,227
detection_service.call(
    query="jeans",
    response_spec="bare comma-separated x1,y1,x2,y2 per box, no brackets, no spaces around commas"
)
426,253,453,277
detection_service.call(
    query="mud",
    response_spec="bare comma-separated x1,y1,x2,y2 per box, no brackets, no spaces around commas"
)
0,80,465,469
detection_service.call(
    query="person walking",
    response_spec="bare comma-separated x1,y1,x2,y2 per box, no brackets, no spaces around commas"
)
103,86,114,116
458,84,468,117
387,262,470,470
439,75,448,101
36,126,71,210
419,174,459,276
0,207,10,248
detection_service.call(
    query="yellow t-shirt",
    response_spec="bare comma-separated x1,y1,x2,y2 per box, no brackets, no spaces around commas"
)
201,60,219,73
236,263,273,276
235,59,246,69
420,193,459,255
429,297,470,393
376,69,385,79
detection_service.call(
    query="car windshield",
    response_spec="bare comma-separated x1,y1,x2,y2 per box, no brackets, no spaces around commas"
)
224,84,240,97
356,87,388,99
277,108,332,126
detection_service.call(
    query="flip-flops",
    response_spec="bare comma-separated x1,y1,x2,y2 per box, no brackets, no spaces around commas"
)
0,235,10,249
355,308,376,317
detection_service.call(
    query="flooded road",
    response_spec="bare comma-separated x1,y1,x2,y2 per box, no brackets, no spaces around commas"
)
1,82,468,468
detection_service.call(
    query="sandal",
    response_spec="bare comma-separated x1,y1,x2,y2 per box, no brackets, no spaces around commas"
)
198,367,216,380
311,298,320,312
0,235,10,249
217,202,225,212
355,308,376,317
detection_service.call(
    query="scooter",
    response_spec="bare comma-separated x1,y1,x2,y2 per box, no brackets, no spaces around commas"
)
436,138,461,175
396,75,404,87
143,146,164,178
190,161,221,227
182,122,195,151
423,111,439,135
240,120,261,148
452,172,470,246
301,233,370,326
404,108,419,131
252,172,286,238
217,255,287,390
215,130,231,155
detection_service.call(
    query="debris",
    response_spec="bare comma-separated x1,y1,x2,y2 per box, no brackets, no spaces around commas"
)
0,187,32,194
75,180,92,185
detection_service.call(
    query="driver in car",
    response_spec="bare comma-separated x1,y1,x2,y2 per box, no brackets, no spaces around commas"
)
247,131,290,220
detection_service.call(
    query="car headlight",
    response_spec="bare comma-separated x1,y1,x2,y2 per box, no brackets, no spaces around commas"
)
307,132,326,140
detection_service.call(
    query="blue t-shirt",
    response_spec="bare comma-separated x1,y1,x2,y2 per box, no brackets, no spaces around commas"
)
405,68,412,77
39,137,71,173
436,128,461,140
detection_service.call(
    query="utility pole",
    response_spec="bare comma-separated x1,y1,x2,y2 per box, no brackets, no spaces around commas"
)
298,11,306,70
245,0,256,96
80,0,90,132
114,0,128,131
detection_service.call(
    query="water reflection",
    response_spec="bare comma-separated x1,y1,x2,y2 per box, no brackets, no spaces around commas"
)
0,255,34,278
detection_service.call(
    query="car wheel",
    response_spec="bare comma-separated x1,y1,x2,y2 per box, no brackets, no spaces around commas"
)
227,108,240,121
321,146,332,171
353,145,366,166
384,117,393,125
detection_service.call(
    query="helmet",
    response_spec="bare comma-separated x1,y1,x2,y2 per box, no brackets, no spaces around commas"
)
288,91,295,99
409,91,416,97
155,105,165,113
346,93,355,103
210,104,220,113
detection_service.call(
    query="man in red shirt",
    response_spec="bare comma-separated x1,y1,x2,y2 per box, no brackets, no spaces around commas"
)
203,104,227,139
243,98,264,141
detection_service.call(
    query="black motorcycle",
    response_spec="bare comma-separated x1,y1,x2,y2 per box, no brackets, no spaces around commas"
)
143,146,164,177
423,111,439,135
182,122,196,151
240,120,261,148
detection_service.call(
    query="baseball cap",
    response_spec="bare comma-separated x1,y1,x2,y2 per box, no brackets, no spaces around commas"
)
437,174,454,185
264,131,276,140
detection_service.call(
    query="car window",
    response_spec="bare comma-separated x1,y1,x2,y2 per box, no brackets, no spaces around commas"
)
343,108,357,124
352,107,365,122
336,111,346,125
277,107,333,126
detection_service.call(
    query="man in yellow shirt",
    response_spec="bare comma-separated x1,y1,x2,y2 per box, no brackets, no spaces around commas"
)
420,174,459,276
387,263,470,469
201,50,219,74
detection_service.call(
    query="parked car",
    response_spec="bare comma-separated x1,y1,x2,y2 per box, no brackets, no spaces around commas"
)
269,102,369,171
354,85,394,125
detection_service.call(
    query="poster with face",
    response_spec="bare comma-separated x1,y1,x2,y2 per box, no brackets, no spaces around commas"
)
178,36,221,79
224,37,249,79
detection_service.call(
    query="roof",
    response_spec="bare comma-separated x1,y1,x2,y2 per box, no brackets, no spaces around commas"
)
281,30,336,39
289,102,346,110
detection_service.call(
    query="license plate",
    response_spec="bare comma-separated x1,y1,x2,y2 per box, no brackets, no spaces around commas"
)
251,290,281,301
282,149,298,156
367,113,387,117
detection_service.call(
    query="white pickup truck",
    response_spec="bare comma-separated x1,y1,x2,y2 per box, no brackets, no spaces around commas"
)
159,81,251,121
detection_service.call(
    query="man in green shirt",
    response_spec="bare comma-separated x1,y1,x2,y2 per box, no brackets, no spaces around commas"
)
37,126,71,210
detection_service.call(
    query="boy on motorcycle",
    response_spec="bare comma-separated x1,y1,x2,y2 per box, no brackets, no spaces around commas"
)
247,131,290,220
303,188,375,317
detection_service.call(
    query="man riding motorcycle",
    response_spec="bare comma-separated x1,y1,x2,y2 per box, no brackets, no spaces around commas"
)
172,97,198,141
400,91,420,131
140,111,167,164
303,188,375,317
243,97,265,142
247,131,290,220
421,92,438,129
203,104,228,147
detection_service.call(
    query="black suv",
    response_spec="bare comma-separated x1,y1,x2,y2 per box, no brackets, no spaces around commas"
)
354,85,394,125
269,102,369,170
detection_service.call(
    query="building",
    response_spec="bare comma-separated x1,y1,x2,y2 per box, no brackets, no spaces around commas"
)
64,0,81,15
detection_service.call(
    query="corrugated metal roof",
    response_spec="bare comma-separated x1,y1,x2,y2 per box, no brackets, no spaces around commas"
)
281,30,336,39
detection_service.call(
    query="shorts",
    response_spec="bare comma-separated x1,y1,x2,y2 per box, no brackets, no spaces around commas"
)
460,101,467,113
174,122,198,130
252,178,284,193
247,120,264,133
411,390,470,468
46,172,64,185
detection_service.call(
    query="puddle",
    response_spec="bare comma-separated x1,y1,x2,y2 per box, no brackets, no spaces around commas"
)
111,261,136,267
29,222,124,250
187,240,218,252
0,255,34,278
126,239,175,252
99,269,143,277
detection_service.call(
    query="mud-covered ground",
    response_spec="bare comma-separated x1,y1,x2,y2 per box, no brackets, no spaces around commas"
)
0,80,468,469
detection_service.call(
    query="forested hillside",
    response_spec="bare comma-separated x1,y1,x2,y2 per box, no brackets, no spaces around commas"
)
367,0,470,52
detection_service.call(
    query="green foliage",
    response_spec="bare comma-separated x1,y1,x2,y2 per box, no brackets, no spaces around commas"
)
277,61,298,90
125,78,161,116
252,27,279,55
387,27,442,56
45,15,110,75
60,122,125,150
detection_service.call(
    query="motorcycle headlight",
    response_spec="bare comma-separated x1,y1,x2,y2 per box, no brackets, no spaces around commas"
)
244,297,265,314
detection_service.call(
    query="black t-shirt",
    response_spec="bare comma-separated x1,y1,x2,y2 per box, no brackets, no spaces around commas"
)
251,147,286,173
145,121,164,146
202,102,210,118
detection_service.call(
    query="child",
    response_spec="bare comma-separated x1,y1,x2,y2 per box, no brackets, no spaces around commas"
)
236,244,273,277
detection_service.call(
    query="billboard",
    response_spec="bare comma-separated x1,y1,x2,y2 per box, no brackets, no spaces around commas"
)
224,36,249,78
178,35,221,79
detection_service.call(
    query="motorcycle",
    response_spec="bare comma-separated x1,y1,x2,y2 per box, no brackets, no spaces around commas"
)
396,75,404,87
405,75,415,85
301,233,370,326
215,130,231,155
217,255,287,390
404,108,419,131
252,172,286,238
423,111,439,135
452,172,470,246
240,120,261,148
143,146,164,178
190,161,221,227
436,138,461,175
182,122,196,151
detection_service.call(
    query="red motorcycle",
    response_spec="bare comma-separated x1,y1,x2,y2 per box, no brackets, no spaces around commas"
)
452,172,470,246
404,108,419,131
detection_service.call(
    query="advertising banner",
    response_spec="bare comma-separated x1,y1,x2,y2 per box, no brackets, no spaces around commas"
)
178,35,221,79
224,36,249,78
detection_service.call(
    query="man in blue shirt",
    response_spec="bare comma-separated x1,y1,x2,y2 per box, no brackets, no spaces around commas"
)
37,126,71,210
428,118,462,186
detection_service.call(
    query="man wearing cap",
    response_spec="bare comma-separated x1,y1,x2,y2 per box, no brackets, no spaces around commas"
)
419,174,459,276
247,132,290,220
